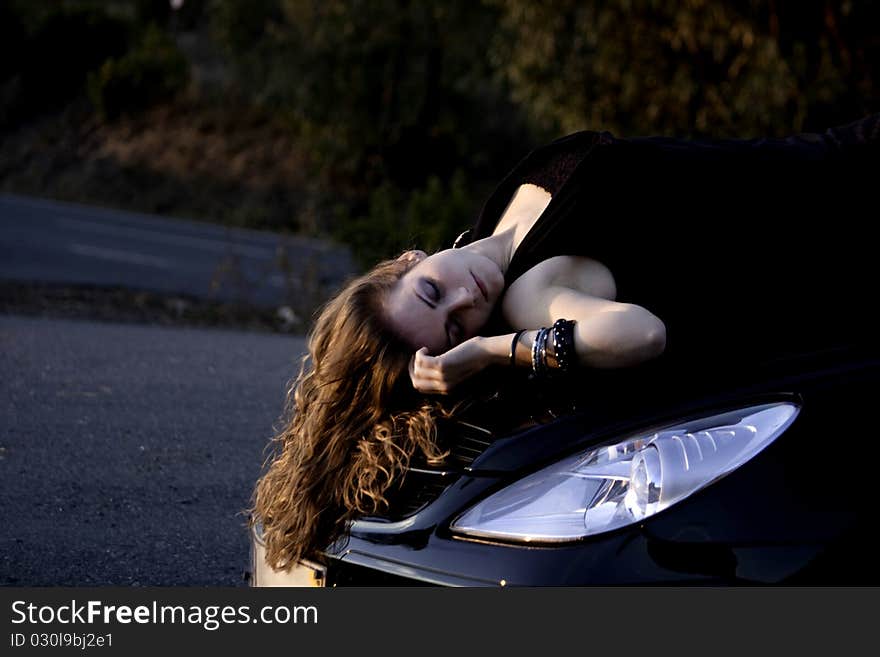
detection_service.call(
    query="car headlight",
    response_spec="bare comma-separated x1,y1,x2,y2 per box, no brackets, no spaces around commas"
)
450,402,799,543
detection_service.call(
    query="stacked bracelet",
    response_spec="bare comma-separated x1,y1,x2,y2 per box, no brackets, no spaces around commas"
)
531,327,550,376
529,319,577,377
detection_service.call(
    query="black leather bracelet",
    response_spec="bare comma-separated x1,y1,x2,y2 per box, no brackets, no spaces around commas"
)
509,330,526,368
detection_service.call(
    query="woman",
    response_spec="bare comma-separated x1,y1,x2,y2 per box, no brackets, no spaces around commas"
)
253,113,878,572
389,186,667,392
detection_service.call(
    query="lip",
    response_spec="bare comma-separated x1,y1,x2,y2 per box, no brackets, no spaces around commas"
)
471,271,488,302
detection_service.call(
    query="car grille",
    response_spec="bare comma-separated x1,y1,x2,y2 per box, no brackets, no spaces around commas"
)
445,420,495,466
380,420,497,520
390,476,453,518
378,379,580,521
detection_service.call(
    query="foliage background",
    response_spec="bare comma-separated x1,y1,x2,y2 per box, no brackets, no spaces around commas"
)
2,0,877,268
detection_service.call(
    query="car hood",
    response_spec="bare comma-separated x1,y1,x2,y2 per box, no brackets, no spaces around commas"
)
428,339,879,476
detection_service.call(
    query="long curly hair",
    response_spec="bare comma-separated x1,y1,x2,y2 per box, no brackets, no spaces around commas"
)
251,255,449,570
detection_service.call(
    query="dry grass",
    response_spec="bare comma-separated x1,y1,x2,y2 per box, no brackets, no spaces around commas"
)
0,95,317,234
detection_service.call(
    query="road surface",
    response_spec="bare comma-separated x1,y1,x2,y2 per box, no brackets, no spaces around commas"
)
0,193,355,308
0,314,305,586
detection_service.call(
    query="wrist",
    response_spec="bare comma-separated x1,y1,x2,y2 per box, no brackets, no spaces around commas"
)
481,334,514,367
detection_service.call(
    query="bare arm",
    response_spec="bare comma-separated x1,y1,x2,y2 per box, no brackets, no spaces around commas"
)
502,293,666,369
409,255,665,393
501,256,666,368
520,255,618,301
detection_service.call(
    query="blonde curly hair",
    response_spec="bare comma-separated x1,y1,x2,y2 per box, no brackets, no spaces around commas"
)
251,255,449,570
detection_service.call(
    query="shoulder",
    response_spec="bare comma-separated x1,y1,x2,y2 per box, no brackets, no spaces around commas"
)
504,255,617,302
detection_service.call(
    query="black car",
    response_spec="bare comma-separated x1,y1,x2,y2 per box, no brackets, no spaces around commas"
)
252,336,880,586
252,116,879,587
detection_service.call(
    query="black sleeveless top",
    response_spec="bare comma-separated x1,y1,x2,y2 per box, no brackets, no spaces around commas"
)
460,114,879,364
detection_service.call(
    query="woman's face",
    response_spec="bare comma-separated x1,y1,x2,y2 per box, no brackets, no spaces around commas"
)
384,249,505,354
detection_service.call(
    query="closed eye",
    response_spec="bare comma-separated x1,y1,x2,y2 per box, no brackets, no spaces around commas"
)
421,278,441,303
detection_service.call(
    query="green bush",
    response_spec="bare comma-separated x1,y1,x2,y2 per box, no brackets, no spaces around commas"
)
88,24,189,121
336,170,477,269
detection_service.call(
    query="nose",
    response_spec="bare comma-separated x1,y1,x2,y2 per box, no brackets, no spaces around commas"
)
448,286,476,311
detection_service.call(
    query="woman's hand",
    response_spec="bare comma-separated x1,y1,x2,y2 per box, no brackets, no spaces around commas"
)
408,336,497,394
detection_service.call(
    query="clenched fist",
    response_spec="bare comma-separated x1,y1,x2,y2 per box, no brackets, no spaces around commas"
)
408,336,496,394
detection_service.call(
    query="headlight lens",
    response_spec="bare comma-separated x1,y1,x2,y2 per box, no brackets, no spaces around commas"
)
451,402,798,543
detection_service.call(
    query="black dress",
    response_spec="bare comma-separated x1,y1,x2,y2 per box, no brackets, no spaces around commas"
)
461,114,879,366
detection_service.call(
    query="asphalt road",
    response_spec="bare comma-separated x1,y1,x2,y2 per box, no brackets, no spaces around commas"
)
0,193,355,308
0,314,306,586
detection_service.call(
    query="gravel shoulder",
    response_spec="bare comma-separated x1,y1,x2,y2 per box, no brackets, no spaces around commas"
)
0,280,301,334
